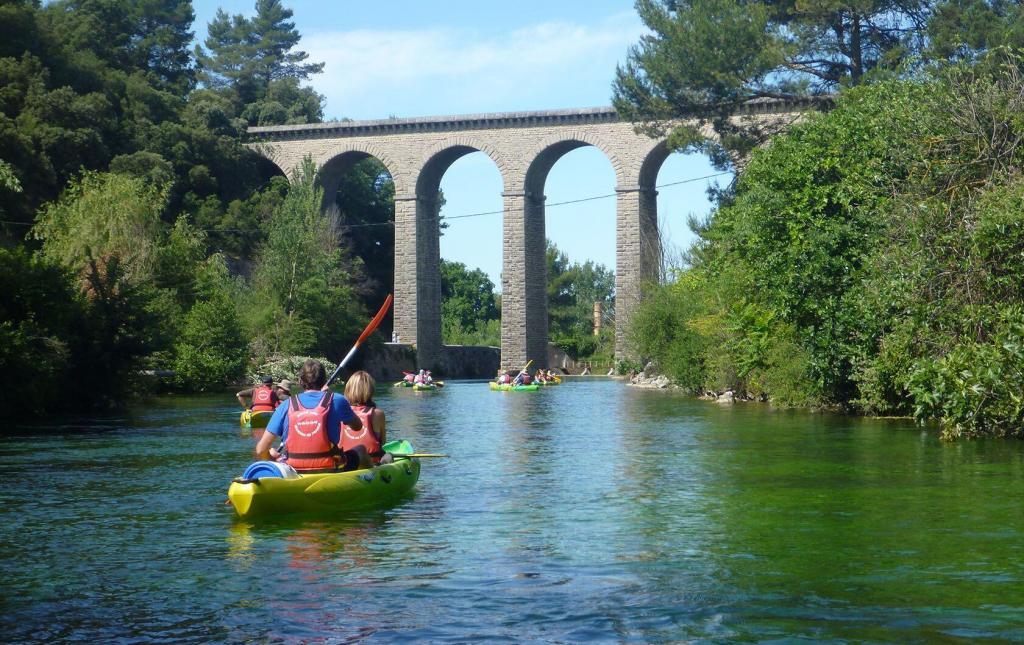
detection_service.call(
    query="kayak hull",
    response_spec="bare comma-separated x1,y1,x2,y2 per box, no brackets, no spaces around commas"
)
227,440,420,519
412,383,436,391
489,382,540,392
239,409,274,428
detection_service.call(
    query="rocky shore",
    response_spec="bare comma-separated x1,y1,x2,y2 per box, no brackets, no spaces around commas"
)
627,362,753,404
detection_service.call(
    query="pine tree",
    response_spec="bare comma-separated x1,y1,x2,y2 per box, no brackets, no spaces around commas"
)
195,0,323,108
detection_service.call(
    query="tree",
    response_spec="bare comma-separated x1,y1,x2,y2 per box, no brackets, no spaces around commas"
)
247,158,363,358
195,0,324,124
546,240,615,340
928,0,1024,60
32,172,167,285
441,259,500,341
333,157,396,324
612,0,931,167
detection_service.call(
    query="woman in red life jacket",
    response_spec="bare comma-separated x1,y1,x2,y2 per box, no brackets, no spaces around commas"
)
341,371,390,467
236,375,284,412
254,359,363,472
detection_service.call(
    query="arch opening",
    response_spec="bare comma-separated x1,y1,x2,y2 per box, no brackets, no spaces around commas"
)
399,144,506,371
319,150,397,338
526,143,618,372
436,151,503,349
643,145,730,277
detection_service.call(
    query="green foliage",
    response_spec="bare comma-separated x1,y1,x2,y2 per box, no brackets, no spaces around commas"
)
194,0,324,125
928,0,1024,61
33,171,166,283
441,259,500,341
443,317,501,348
246,158,363,359
249,354,338,387
0,247,82,413
909,308,1024,439
333,157,395,318
632,52,1024,434
171,291,247,391
546,240,615,359
613,0,931,166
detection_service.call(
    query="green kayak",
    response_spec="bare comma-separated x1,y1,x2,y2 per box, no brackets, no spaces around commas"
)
489,382,540,392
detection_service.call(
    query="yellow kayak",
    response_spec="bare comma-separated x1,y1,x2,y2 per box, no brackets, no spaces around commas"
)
227,440,420,519
239,409,274,428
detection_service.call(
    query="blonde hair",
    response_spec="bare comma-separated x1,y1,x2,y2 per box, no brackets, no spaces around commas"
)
344,370,376,405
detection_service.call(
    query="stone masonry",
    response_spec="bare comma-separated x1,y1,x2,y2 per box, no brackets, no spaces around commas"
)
248,102,817,370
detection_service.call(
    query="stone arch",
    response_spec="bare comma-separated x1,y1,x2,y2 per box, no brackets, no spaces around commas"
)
523,131,626,195
247,142,291,179
315,144,403,215
638,140,672,191
415,136,511,197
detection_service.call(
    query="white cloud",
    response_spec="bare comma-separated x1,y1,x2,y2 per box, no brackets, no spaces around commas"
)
301,12,645,119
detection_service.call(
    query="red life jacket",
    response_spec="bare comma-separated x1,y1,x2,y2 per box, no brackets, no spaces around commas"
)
251,385,277,412
521,374,533,385
284,392,338,471
341,403,382,457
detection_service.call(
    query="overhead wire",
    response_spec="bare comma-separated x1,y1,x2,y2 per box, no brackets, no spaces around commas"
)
0,170,731,232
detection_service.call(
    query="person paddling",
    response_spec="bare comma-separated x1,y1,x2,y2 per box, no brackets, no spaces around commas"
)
341,371,391,466
236,375,285,412
254,359,363,472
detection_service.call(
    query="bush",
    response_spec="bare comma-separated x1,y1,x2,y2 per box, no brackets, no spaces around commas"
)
248,355,339,387
909,308,1024,439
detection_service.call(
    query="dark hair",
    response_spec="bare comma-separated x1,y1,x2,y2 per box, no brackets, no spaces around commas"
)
298,359,327,390
260,375,273,384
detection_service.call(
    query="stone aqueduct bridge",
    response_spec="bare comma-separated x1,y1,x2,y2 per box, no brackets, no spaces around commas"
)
248,101,812,371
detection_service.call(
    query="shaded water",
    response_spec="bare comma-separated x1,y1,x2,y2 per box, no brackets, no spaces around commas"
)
1,379,1023,642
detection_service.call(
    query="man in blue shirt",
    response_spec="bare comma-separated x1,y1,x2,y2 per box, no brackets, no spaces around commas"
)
254,359,362,469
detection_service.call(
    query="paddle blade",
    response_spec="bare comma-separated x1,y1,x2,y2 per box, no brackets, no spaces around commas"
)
355,294,393,347
327,294,394,385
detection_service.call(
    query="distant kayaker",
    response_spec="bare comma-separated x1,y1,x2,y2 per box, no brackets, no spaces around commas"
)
236,375,285,412
413,369,432,385
255,359,363,472
341,370,391,466
277,379,293,397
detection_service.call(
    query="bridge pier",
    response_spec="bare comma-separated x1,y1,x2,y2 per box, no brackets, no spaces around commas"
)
615,185,660,363
500,190,548,371
393,194,443,370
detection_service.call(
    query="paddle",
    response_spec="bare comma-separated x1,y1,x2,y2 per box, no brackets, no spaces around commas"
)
326,294,393,387
371,449,448,459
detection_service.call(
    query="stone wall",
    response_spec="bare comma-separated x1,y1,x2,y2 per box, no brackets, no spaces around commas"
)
356,342,499,381
436,345,501,379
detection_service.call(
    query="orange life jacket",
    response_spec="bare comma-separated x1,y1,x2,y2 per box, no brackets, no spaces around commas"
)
251,385,277,412
341,403,382,458
284,392,338,471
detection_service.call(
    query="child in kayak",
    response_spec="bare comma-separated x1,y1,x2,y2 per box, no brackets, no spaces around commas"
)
342,371,391,466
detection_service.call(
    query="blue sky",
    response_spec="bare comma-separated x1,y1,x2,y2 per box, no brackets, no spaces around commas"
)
193,1,728,287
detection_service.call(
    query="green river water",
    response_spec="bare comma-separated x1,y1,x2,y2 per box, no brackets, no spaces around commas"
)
1,378,1023,642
